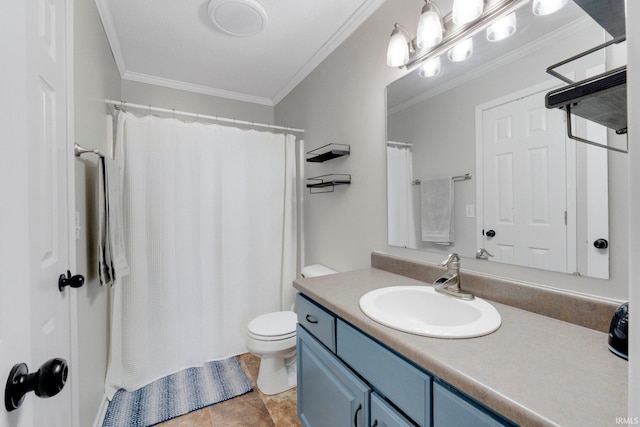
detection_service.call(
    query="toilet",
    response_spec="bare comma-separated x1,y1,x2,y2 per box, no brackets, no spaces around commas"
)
246,264,337,395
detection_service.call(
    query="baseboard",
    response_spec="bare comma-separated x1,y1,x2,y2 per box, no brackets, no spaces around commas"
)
92,394,109,427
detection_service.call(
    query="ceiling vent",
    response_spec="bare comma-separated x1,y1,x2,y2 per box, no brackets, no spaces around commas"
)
209,0,267,37
208,0,268,37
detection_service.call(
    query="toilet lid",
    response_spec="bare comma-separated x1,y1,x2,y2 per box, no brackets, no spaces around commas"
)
248,311,297,338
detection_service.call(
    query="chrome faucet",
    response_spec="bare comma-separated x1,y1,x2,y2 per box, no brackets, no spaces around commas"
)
475,248,494,260
433,253,474,300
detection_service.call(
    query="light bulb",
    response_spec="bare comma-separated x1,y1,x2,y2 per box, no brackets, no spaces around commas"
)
419,57,441,77
532,0,568,16
452,0,483,25
486,12,516,41
416,1,443,49
387,25,410,67
447,38,473,62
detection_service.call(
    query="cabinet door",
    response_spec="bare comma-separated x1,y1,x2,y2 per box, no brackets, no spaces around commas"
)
371,393,415,427
337,320,431,426
297,325,370,427
433,382,515,427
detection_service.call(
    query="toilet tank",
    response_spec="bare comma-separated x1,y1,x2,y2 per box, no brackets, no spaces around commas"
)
301,264,337,278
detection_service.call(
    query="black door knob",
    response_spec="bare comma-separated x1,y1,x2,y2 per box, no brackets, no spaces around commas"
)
485,229,496,238
5,358,68,411
58,270,85,292
593,239,609,249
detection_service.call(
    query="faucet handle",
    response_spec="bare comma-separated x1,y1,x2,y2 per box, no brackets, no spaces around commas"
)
475,248,494,260
441,253,460,267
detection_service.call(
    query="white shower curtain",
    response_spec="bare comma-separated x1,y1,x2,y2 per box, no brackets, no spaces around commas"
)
105,112,297,398
387,144,417,248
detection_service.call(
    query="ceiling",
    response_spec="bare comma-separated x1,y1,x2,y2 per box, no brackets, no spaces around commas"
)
96,0,385,106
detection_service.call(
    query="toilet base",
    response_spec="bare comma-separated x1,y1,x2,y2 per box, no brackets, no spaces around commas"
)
256,354,297,395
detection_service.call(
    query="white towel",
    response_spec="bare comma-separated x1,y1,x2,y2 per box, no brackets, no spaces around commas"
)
98,156,130,286
420,176,455,244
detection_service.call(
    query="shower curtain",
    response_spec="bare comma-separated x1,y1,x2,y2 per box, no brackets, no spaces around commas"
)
105,112,297,398
387,144,416,248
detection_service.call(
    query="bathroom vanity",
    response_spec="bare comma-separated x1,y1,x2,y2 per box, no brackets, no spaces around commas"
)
294,254,628,427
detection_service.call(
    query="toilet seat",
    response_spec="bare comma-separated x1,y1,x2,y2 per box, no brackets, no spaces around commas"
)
247,311,296,341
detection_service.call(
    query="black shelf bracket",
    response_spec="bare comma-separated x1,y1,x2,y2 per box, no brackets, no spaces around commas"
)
306,144,350,163
306,174,351,194
545,35,628,153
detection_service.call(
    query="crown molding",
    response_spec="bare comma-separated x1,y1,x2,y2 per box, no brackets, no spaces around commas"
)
272,0,386,105
96,0,384,107
122,71,275,106
95,0,127,78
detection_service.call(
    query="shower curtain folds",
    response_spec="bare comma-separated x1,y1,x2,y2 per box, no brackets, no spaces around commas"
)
387,144,417,248
105,112,298,398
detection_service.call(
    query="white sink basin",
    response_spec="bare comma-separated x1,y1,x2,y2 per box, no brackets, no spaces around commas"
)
359,286,501,338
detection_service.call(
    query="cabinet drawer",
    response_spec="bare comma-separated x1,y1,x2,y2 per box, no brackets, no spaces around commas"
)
337,320,432,427
297,294,336,353
433,382,515,427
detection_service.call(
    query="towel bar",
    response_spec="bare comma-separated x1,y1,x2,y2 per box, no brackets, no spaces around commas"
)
74,143,104,158
412,173,471,186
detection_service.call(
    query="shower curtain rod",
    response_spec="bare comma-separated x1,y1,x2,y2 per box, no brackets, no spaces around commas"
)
387,141,413,147
105,99,305,134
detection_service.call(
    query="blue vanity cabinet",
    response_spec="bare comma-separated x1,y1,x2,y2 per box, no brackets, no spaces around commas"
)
297,325,370,427
433,382,514,427
336,320,431,427
371,393,416,427
295,293,517,427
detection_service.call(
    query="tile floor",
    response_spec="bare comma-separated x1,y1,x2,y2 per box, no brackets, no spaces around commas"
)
157,353,301,427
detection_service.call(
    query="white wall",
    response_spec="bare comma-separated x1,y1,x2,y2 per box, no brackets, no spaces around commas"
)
73,1,121,426
120,80,274,125
275,0,628,300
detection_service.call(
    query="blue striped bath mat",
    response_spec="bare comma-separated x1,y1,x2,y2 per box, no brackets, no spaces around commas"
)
102,357,253,427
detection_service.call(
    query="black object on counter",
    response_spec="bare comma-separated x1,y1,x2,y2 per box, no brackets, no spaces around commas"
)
608,302,628,360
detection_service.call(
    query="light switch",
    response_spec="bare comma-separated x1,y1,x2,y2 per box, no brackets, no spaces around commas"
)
465,204,474,218
75,211,81,240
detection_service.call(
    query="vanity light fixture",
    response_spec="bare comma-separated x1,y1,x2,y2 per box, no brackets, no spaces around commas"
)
532,0,568,16
452,0,484,25
448,38,473,62
486,0,516,41
387,24,413,67
416,0,444,49
486,11,516,41
419,57,441,77
386,0,567,75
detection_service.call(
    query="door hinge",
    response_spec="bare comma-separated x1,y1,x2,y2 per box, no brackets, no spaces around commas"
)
564,211,567,225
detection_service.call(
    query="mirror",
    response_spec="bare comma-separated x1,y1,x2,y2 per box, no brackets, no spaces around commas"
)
386,0,627,279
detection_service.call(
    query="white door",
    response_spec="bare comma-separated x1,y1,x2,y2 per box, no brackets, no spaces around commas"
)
580,64,610,279
481,89,568,273
1,0,74,426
